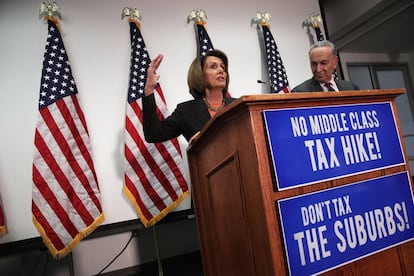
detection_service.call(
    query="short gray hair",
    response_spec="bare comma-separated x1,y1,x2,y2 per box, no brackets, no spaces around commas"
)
309,40,337,56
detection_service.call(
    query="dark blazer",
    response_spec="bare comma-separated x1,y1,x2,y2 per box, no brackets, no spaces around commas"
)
142,94,236,143
291,77,360,92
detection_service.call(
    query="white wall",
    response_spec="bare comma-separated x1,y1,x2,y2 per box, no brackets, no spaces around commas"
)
0,0,320,274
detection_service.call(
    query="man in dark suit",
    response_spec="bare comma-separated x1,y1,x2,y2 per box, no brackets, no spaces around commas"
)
292,40,359,92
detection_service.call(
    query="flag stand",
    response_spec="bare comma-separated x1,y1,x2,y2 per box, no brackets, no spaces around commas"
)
152,225,164,276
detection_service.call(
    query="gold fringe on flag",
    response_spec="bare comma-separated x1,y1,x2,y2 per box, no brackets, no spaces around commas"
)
33,214,105,259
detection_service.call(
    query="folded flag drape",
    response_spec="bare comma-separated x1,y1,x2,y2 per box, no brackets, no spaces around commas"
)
192,18,232,98
196,23,214,56
314,25,325,41
0,195,5,235
261,24,290,94
262,25,290,93
32,18,104,258
123,21,189,227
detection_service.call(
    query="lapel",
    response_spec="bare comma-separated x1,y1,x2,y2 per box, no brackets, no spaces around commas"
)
311,78,324,91
196,98,211,123
335,80,346,91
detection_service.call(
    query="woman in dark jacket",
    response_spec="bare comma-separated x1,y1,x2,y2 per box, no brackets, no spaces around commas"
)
142,49,236,143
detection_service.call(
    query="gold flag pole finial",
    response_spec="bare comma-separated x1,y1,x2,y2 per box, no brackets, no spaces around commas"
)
187,9,208,25
122,7,142,26
251,11,272,27
39,1,61,21
309,12,323,28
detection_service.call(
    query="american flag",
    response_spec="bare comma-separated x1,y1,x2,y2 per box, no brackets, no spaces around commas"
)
262,25,290,94
196,24,214,56
0,195,5,235
32,19,104,258
123,21,189,227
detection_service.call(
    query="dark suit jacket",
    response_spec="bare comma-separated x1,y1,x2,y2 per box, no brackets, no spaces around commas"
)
291,77,360,92
142,94,236,143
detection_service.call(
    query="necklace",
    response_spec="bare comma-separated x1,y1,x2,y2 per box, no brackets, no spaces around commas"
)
203,97,225,112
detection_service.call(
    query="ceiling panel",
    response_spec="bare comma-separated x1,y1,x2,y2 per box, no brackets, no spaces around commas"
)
338,5,414,53
325,0,414,54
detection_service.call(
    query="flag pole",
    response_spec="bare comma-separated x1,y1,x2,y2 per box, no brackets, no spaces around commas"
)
152,224,164,276
68,252,74,276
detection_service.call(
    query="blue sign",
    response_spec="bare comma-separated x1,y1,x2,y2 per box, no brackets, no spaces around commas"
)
278,172,414,276
263,102,405,190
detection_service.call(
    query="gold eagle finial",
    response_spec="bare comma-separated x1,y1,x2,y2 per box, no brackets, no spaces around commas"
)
251,11,272,26
187,9,208,25
309,12,323,28
121,7,142,22
39,2,61,20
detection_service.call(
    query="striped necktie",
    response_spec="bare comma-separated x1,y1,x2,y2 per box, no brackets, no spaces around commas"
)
325,82,336,91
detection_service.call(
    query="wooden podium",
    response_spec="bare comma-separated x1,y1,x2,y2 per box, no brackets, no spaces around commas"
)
187,89,414,276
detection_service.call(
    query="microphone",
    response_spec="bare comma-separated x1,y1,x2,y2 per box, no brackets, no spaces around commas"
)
257,80,270,85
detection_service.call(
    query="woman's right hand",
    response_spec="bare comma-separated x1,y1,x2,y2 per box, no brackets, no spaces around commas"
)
144,54,163,96
188,131,200,146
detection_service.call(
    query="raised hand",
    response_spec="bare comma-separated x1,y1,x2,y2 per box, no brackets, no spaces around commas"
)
144,54,163,96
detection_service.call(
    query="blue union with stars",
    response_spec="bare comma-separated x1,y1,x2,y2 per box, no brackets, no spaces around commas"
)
39,20,78,109
127,22,152,103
